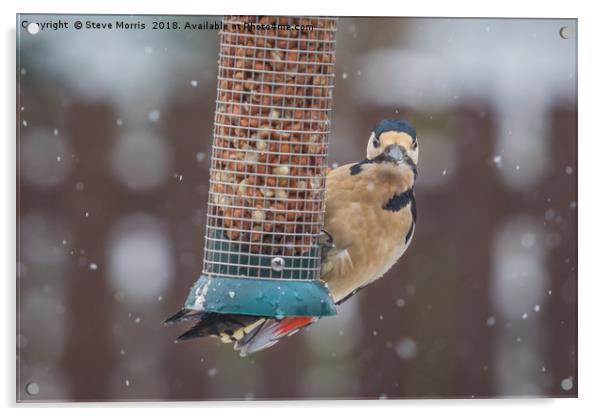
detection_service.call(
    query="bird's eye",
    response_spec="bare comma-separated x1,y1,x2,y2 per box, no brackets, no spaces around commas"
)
411,141,418,150
372,136,380,148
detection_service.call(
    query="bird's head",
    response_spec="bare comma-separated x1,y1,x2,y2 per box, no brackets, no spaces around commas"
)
366,119,419,169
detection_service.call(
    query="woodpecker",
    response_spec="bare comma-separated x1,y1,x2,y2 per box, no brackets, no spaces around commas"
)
166,119,418,355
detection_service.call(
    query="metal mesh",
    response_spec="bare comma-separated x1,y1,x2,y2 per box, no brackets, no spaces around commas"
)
203,16,337,281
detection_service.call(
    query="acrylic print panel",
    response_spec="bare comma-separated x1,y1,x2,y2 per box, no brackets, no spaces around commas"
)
16,15,577,401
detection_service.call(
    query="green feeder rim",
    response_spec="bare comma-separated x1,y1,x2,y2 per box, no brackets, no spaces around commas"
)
184,274,337,318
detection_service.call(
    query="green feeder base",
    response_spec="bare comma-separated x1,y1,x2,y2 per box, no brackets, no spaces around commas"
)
184,274,337,318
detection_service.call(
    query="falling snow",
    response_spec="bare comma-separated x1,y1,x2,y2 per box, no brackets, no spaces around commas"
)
395,338,417,360
208,368,217,377
486,316,496,327
493,155,503,168
148,109,161,122
89,263,98,270
521,233,536,248
191,80,198,87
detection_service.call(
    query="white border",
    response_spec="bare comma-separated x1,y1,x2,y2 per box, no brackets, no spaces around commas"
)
2,0,600,414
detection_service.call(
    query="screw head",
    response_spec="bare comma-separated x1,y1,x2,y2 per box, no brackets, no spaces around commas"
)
271,257,285,272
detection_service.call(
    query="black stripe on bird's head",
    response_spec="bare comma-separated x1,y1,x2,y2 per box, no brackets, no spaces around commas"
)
366,119,419,168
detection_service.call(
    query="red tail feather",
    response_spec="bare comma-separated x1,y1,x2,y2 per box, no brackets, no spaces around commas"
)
273,316,314,337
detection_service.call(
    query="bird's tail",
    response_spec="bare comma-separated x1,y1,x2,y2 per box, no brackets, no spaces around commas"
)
165,309,316,356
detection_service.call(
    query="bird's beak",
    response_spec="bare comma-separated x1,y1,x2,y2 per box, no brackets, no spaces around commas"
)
384,144,405,162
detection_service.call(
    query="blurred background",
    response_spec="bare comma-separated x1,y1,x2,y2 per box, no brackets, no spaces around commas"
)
16,15,577,401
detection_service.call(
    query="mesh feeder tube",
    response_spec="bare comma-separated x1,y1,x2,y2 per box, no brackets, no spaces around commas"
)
184,16,338,318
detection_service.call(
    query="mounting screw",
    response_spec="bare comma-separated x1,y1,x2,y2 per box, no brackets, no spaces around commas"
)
271,257,285,272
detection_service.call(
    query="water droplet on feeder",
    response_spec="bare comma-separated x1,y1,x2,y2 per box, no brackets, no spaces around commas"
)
228,291,236,299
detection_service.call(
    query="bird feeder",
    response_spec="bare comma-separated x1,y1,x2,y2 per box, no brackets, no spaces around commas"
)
183,16,338,318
